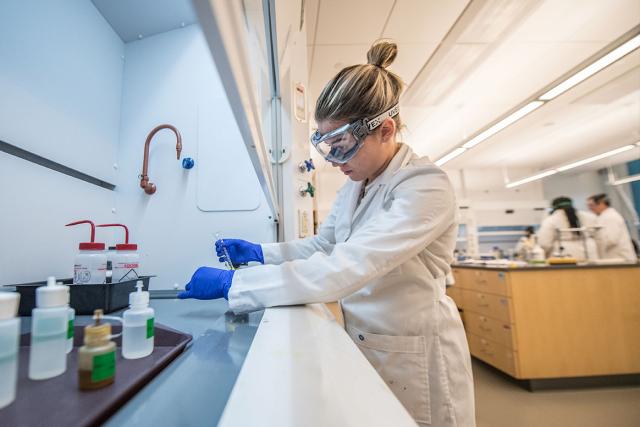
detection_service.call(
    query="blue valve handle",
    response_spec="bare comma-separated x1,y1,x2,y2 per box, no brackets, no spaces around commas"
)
182,158,195,169
304,159,315,172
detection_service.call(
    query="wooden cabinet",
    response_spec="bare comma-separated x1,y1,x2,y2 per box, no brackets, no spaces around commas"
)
461,289,513,324
466,332,518,377
453,268,510,296
464,311,516,350
450,265,640,380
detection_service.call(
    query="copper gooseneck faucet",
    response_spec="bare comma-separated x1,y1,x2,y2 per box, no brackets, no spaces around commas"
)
139,124,182,195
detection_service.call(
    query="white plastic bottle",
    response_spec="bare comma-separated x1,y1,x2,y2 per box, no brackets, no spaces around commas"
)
122,281,154,359
61,283,75,354
65,220,107,284
97,224,140,283
0,292,21,409
29,277,69,380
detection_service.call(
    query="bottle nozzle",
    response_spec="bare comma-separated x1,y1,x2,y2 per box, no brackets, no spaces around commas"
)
93,309,104,325
130,280,149,307
47,276,56,287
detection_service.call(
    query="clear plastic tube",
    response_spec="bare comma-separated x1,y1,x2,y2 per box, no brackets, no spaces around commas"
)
215,232,235,270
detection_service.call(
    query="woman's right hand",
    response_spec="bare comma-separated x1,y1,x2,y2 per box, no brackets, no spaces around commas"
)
215,238,264,267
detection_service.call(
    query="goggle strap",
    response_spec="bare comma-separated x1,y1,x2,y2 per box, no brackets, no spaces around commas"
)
366,104,399,132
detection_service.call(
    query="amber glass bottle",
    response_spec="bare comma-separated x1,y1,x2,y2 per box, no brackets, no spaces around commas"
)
78,309,116,390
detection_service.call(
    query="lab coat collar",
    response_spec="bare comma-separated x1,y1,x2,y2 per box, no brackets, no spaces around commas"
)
351,143,413,225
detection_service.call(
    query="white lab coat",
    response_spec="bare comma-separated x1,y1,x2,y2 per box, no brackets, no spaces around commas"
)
537,209,599,260
595,207,636,261
229,144,475,427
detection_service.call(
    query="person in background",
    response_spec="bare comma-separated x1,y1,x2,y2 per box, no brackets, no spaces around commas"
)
515,226,536,259
537,197,599,260
586,193,637,262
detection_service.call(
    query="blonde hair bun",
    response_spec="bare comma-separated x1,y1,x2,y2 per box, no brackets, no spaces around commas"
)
367,40,398,69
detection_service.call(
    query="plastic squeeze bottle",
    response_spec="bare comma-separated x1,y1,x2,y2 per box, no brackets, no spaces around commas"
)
29,277,69,380
0,292,20,409
78,309,116,390
96,224,140,283
122,281,154,359
65,220,107,284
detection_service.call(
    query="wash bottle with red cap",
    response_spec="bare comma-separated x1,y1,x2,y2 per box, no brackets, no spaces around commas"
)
65,220,107,284
97,224,140,283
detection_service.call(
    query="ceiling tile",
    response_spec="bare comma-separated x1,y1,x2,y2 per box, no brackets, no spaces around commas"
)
315,0,394,45
390,43,439,86
383,0,469,43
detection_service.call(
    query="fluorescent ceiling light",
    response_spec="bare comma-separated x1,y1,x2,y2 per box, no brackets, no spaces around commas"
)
435,147,466,166
556,145,634,172
539,34,640,101
506,143,638,188
462,101,544,149
506,170,557,188
613,173,640,186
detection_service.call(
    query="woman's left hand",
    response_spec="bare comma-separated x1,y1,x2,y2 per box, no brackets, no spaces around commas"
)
178,267,234,300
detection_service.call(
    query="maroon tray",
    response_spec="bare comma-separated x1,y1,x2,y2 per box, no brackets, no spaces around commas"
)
0,323,192,427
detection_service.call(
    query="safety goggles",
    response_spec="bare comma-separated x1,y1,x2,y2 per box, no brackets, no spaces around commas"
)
310,104,399,164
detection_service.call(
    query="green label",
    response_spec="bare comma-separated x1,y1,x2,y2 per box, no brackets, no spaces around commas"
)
92,351,116,383
67,319,74,340
146,317,155,339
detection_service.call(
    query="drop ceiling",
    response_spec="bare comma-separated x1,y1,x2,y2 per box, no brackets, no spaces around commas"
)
306,0,640,175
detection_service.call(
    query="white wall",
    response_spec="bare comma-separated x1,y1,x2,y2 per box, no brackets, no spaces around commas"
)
0,0,124,182
0,153,116,284
114,25,276,290
0,0,123,284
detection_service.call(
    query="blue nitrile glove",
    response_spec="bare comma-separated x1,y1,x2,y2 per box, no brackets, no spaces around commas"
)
215,238,264,267
178,267,234,300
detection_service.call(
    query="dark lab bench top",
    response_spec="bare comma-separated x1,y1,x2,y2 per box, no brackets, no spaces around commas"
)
451,262,639,272
20,299,263,427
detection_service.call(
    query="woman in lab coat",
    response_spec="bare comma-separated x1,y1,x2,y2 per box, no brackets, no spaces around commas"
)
180,41,475,426
537,197,598,260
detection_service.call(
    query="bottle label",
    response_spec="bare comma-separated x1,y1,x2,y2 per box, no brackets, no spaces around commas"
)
92,350,116,383
67,319,74,340
146,317,154,339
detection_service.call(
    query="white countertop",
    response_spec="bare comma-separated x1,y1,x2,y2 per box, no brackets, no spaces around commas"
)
219,304,417,427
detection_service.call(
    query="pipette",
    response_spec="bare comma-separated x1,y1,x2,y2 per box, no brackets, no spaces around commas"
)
215,232,235,270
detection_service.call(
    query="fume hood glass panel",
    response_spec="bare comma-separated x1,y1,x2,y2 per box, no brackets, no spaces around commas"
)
240,0,274,157
193,0,280,219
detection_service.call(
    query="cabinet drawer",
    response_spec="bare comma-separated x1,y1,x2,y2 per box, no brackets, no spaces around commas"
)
446,285,464,309
467,332,518,377
468,269,510,296
451,268,468,289
462,290,513,323
465,311,516,350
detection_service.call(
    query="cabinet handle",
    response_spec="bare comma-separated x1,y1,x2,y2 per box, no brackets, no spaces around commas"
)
479,325,492,332
477,303,490,307
481,349,495,356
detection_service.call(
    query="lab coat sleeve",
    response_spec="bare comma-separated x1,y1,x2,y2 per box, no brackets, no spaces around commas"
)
537,217,555,255
259,190,340,265
597,211,624,251
228,168,456,313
